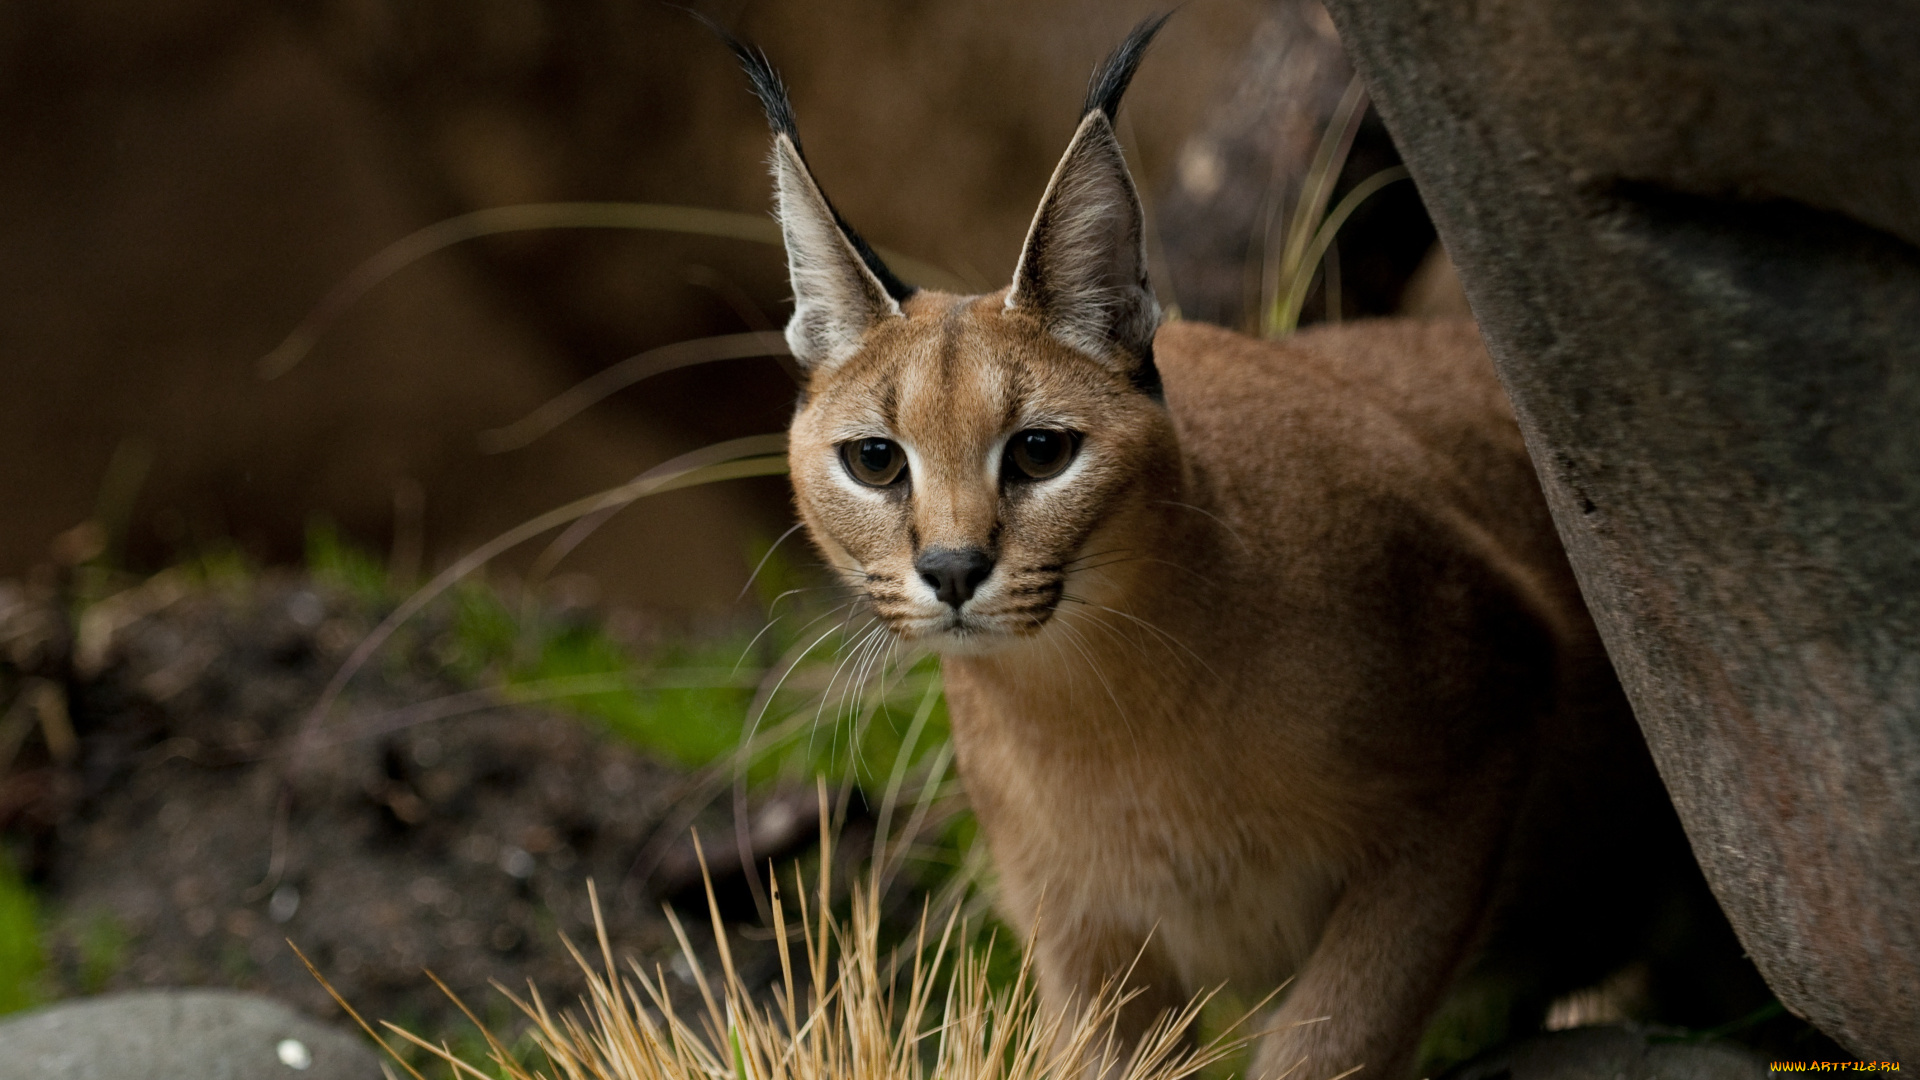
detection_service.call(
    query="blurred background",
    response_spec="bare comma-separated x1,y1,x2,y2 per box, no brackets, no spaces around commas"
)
0,0,1447,620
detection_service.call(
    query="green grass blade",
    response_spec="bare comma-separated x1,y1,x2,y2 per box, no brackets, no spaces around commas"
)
294,435,789,751
0,851,42,1016
478,331,793,453
257,202,969,379
1270,165,1412,335
1262,74,1369,336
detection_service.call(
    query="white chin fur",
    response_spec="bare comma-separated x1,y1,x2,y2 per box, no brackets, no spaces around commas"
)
894,612,1041,656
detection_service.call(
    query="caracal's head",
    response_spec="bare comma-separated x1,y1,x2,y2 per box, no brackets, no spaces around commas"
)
719,18,1179,654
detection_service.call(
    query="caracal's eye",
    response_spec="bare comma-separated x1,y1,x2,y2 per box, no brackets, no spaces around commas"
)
1005,429,1079,481
841,437,908,487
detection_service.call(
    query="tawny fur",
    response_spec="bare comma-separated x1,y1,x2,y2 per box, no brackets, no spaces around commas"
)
744,20,1673,1079
789,300,1661,1078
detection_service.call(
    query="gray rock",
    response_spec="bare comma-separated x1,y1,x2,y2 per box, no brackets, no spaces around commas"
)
1320,0,1920,1057
0,990,383,1080
1445,1026,1768,1080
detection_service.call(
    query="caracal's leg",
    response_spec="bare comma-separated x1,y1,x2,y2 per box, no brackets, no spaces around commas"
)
1252,793,1511,1080
1034,917,1193,1078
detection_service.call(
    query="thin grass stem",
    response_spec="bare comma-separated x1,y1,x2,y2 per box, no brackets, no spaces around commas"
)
1272,165,1412,334
293,435,788,763
258,203,968,380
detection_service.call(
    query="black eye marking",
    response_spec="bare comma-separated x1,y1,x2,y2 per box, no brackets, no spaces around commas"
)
841,437,909,487
1003,429,1080,482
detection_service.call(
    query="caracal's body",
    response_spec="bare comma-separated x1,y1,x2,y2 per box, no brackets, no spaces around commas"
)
719,17,1681,1077
938,316,1664,1076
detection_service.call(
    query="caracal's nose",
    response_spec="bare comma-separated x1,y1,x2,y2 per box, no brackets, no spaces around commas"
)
914,546,995,609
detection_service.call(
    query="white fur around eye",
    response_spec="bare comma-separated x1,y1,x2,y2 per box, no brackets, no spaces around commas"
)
828,440,922,499
983,433,1013,482
995,426,1089,486
1026,448,1088,488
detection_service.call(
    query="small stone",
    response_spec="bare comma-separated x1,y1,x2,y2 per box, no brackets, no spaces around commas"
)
277,1037,313,1070
285,591,325,629
0,989,381,1079
499,846,535,879
269,884,301,924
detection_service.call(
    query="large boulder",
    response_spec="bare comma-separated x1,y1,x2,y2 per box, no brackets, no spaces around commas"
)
1320,0,1920,1057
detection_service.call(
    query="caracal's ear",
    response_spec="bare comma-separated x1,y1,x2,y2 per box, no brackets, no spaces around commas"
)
1008,14,1170,395
707,20,915,374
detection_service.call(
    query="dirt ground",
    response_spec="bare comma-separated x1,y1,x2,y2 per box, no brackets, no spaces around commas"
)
0,571,854,1039
0,569,1850,1062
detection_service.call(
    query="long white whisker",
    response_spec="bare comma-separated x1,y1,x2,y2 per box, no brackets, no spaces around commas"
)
1064,554,1143,576
1081,598,1218,677
733,598,857,675
1042,621,1080,712
733,613,788,674
852,627,894,723
1051,613,1138,749
846,631,897,778
828,623,882,731
812,618,887,757
1153,499,1254,554
830,623,892,770
862,630,905,726
765,582,862,615
1130,555,1221,587
1061,599,1157,668
1062,546,1133,569
742,615,866,756
736,521,810,601
1071,550,1219,588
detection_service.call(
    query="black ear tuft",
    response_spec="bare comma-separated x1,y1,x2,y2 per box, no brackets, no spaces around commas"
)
690,12,917,305
696,13,805,149
1083,12,1173,121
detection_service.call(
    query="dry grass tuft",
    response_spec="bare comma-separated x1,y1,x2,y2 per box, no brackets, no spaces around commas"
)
296,788,1251,1080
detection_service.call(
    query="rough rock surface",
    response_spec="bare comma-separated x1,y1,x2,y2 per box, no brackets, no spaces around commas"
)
1444,1025,1767,1080
1320,0,1920,1057
0,989,381,1080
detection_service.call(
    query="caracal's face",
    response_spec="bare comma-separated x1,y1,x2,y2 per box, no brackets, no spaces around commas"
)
788,290,1172,655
